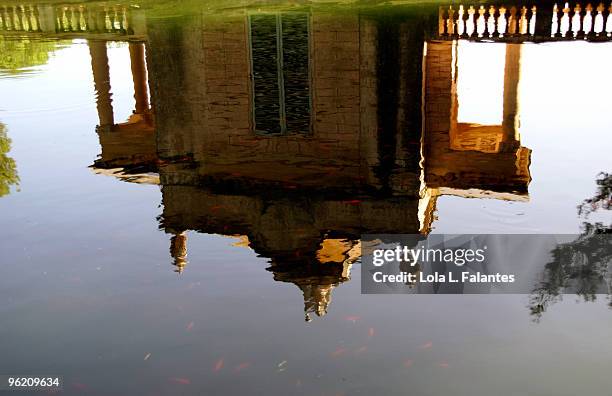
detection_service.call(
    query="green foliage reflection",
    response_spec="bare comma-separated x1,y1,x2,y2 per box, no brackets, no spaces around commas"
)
0,123,19,197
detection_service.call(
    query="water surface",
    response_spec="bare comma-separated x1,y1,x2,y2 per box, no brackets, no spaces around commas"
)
0,1,611,395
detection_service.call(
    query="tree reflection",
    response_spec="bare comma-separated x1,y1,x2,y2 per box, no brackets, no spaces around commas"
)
529,173,611,321
0,37,66,75
0,122,19,197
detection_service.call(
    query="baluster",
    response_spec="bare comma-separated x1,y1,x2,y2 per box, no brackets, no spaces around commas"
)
11,6,17,30
447,6,456,37
498,6,506,36
518,6,527,34
67,6,74,31
605,2,612,35
108,6,115,31
18,6,26,31
105,8,113,31
63,7,69,31
102,7,109,31
9,6,16,30
118,7,125,31
28,6,35,31
10,7,19,31
86,8,94,32
74,6,80,30
66,7,73,31
572,3,581,35
11,6,18,30
25,6,33,31
457,5,465,37
121,6,129,32
467,5,477,37
439,6,447,36
564,3,572,37
26,6,35,31
73,7,80,31
112,7,119,31
529,5,537,35
24,6,31,31
8,6,15,30
66,7,72,31
25,6,36,32
566,3,575,37
559,3,567,38
17,6,26,31
32,5,40,31
594,3,605,35
77,6,83,31
120,7,125,31
508,6,517,36
488,5,498,37
477,6,486,37
57,7,64,32
457,5,464,37
24,6,32,31
1,7,7,30
585,3,596,37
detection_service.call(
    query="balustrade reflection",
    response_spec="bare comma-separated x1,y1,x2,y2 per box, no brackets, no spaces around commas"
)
0,2,145,39
439,2,612,41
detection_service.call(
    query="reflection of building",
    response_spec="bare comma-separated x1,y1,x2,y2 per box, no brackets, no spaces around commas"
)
146,11,424,196
80,7,535,318
89,41,155,171
421,40,532,231
274,238,359,321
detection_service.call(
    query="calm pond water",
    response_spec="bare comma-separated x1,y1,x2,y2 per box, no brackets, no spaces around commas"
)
0,1,611,395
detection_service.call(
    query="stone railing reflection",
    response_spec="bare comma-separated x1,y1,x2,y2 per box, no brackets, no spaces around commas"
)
0,3,144,38
439,2,612,41
551,2,612,38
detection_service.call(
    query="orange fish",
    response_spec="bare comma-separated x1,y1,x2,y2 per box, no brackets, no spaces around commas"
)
439,362,449,368
403,359,414,368
420,341,432,349
169,377,190,385
214,359,224,372
234,362,251,372
331,347,347,358
344,315,361,323
186,321,194,332
368,327,375,337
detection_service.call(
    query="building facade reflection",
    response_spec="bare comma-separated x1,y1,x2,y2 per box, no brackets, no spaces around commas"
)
2,4,540,318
